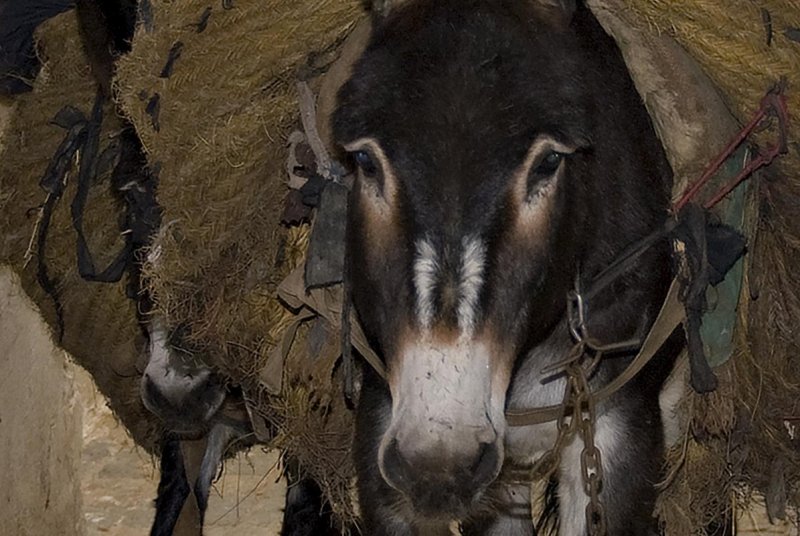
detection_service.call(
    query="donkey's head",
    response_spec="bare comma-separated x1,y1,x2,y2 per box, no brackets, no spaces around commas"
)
140,319,226,437
334,0,667,516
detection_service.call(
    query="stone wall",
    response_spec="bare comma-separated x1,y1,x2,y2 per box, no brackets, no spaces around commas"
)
0,266,85,536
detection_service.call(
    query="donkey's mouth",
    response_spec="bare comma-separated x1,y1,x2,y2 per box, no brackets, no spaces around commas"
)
377,337,511,515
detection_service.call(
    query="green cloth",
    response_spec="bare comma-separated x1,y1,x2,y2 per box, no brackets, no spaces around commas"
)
700,146,753,367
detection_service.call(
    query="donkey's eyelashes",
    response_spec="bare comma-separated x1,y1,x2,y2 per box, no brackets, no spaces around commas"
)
531,151,565,177
526,150,566,201
515,137,575,206
354,150,379,177
344,139,391,196
352,148,385,193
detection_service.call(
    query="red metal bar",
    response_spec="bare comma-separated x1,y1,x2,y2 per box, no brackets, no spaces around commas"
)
672,85,789,212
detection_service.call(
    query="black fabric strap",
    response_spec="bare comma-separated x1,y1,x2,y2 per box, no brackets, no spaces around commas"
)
70,92,132,283
35,104,90,342
582,218,677,304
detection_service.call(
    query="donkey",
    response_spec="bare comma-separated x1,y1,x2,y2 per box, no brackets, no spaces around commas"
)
141,318,254,535
142,317,339,536
333,1,683,534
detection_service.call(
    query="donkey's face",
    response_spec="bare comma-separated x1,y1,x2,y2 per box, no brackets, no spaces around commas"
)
335,0,605,516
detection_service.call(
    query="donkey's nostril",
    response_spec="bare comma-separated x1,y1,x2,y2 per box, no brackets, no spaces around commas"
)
471,441,501,489
380,438,415,494
379,434,503,509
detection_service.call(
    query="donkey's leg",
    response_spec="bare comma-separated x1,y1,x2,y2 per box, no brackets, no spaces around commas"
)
150,436,191,536
280,453,342,536
461,483,534,536
281,475,340,536
557,400,663,536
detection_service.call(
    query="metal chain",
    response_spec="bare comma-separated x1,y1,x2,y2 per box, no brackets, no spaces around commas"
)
521,342,585,484
569,358,606,536
518,341,606,535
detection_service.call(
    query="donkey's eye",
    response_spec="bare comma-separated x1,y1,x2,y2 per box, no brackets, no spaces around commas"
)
345,141,388,196
532,151,565,176
353,150,378,178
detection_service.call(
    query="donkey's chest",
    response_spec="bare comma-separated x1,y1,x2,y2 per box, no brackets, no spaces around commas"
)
503,364,566,464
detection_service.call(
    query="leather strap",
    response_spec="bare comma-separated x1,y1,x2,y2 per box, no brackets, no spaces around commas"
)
506,277,684,426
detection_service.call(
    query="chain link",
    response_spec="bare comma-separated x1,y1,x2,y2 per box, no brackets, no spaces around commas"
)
570,358,606,536
564,284,609,535
509,340,607,535
523,341,607,535
513,343,583,487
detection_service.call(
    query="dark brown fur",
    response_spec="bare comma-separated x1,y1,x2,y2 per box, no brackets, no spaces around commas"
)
334,1,681,534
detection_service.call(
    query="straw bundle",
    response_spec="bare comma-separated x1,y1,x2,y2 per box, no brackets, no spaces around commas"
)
612,2,800,532
114,0,362,381
0,11,159,450
114,0,363,522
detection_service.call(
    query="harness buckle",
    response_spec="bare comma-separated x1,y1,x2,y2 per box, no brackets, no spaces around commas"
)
567,276,642,355
567,275,587,343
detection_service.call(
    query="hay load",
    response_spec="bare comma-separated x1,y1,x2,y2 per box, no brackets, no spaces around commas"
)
0,10,159,450
114,0,362,383
0,0,798,532
113,1,364,520
594,2,800,531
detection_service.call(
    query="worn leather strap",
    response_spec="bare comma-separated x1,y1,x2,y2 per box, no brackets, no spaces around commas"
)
505,277,684,427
